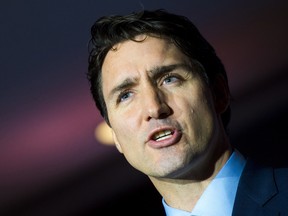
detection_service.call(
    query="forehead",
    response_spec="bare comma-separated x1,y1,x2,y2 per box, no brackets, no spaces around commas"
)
101,35,189,98
102,35,186,72
107,35,173,60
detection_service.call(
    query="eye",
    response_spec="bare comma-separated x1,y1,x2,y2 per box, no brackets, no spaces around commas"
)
162,73,180,85
117,90,133,103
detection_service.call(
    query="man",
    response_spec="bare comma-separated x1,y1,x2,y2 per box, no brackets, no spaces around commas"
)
87,9,288,215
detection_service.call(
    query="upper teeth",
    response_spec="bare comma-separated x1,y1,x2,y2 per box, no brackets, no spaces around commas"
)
153,130,172,141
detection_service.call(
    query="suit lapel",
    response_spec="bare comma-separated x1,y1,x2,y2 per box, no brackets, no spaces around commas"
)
232,159,279,216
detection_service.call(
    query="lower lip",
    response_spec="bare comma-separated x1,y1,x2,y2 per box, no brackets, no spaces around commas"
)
147,130,182,149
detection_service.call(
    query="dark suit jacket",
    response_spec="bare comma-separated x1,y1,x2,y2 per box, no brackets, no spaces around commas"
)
232,158,288,216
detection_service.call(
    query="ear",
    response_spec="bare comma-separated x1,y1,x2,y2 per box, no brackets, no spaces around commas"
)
212,74,230,114
111,130,123,153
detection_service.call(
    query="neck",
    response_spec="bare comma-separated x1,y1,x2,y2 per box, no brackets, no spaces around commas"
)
149,148,233,212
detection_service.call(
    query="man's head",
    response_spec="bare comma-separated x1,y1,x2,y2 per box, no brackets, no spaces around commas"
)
87,9,231,179
88,9,231,131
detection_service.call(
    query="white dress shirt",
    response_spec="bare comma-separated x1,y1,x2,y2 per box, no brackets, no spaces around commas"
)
162,150,246,216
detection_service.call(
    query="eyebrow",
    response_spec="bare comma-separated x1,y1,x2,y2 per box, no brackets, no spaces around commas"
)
107,77,137,101
148,63,192,79
107,63,192,100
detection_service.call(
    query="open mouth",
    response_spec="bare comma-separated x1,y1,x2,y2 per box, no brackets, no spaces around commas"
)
152,130,173,141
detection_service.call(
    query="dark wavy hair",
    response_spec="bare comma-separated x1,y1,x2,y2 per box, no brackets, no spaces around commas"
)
87,9,231,131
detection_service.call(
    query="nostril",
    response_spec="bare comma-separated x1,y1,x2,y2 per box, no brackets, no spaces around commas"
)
147,102,172,120
158,104,172,119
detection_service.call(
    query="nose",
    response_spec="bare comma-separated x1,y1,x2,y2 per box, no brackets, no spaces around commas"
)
142,85,171,121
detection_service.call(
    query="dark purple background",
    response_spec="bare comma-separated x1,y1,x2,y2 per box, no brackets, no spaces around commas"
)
1,0,288,215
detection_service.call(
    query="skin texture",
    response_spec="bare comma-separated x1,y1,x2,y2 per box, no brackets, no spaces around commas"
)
101,35,232,211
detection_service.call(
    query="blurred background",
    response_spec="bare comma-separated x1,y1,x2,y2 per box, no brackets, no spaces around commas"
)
1,0,288,215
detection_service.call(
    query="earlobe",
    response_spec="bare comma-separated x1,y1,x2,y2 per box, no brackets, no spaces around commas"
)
112,130,123,153
212,74,230,114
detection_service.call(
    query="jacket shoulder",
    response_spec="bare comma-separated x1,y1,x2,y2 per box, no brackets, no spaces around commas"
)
233,159,288,215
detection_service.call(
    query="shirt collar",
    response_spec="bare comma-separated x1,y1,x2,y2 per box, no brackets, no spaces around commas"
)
162,150,246,216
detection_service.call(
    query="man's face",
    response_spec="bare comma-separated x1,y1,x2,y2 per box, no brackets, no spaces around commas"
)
101,35,223,179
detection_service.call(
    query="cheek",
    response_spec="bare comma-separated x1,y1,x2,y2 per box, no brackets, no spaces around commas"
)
181,92,216,133
110,118,144,168
111,120,130,138
195,98,218,139
109,114,137,146
107,99,143,135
